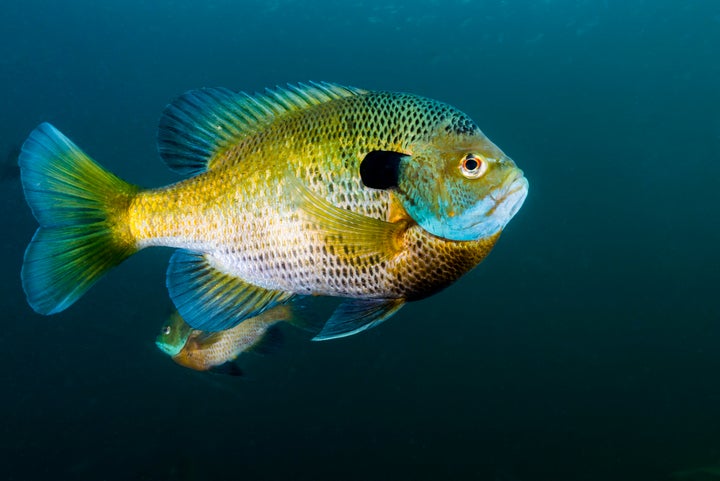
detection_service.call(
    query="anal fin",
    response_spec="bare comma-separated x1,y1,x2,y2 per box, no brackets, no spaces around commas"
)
312,298,405,341
167,249,294,332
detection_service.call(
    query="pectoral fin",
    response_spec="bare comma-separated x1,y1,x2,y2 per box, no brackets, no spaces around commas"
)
289,178,407,260
167,249,294,332
312,298,405,341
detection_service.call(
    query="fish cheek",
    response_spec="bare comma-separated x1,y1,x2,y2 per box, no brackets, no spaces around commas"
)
396,157,447,222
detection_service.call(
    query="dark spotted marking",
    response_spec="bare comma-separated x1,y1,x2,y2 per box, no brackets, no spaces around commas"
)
359,150,406,190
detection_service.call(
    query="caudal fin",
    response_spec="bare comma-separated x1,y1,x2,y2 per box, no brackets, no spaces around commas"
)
19,123,139,315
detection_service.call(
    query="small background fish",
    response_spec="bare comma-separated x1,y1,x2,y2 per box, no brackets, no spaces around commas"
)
156,304,295,376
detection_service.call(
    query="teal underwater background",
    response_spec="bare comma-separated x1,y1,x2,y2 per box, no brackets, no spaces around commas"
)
1,1,719,480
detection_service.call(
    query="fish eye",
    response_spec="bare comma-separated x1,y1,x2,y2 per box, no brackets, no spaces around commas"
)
162,325,171,335
460,154,487,179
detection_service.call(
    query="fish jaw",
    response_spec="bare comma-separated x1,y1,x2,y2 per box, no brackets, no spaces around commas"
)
155,338,185,357
412,170,528,241
461,172,529,239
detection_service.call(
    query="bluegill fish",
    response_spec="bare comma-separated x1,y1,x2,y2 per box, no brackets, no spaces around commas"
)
156,304,292,375
19,82,528,340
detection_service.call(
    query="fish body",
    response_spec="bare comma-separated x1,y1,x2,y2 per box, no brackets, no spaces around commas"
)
156,305,292,373
19,83,527,340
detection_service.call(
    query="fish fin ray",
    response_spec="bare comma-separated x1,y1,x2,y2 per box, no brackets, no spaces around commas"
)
313,298,405,341
19,123,138,315
167,249,294,332
158,87,251,175
158,82,366,175
289,178,407,259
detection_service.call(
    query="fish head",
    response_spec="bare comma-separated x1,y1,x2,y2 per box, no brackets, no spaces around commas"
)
396,119,528,241
155,310,194,357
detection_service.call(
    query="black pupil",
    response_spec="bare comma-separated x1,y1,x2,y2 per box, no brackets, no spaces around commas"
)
465,157,479,171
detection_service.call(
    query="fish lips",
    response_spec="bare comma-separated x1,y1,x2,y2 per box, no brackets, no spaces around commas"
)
155,339,185,357
435,173,529,241
488,174,529,225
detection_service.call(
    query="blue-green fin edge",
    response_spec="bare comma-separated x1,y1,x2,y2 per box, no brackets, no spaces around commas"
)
167,249,295,332
313,298,405,341
157,82,366,176
19,123,138,315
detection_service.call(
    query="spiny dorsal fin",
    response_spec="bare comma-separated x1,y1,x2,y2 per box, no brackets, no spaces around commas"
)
158,82,366,175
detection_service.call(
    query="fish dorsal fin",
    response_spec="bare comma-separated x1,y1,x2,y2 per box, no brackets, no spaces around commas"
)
158,82,366,175
167,249,295,332
312,298,405,341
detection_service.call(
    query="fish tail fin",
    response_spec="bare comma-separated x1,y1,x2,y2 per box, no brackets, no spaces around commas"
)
19,123,140,315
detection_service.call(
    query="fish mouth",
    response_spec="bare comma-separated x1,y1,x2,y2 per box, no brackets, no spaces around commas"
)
155,339,183,357
459,170,528,238
489,173,528,222
410,168,528,242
